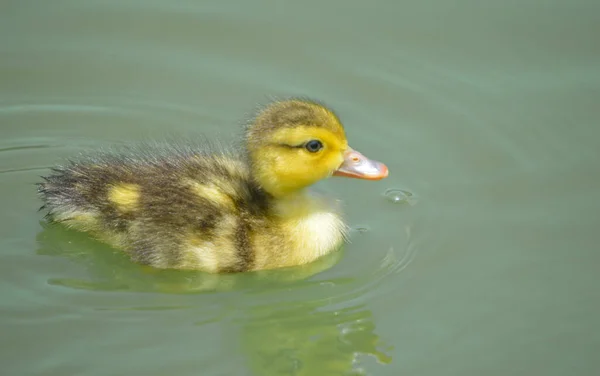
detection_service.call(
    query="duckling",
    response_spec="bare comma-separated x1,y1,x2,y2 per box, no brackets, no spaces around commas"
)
38,99,388,273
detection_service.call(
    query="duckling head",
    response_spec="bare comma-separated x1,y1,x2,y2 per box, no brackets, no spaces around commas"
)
246,99,388,198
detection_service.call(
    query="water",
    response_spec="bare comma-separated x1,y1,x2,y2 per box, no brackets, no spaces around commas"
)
1,1,599,375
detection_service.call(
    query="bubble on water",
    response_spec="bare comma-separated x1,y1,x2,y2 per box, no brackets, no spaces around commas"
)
382,188,416,205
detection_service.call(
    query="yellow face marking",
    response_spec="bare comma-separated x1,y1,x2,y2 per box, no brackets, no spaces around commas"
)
187,180,236,210
250,127,349,197
108,184,140,212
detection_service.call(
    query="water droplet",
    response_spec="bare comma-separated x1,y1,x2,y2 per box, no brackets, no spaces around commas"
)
383,188,415,204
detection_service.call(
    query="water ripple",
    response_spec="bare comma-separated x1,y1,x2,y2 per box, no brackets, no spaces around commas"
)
0,166,50,175
0,103,116,114
0,144,54,153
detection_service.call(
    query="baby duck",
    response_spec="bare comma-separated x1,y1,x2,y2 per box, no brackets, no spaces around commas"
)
38,99,388,273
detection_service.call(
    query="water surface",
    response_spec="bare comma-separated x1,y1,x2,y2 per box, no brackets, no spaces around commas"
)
1,1,599,375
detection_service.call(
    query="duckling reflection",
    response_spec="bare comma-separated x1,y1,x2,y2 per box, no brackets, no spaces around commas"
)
239,297,392,375
37,223,393,375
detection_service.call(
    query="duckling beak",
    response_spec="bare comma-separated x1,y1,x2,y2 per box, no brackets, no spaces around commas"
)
332,147,389,180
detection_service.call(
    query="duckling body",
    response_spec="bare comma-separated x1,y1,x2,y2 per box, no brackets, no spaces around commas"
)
38,99,387,273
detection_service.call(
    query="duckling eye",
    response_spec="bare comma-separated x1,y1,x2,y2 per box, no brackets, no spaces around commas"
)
304,140,323,153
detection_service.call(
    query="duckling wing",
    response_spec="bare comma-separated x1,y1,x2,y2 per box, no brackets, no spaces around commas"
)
38,145,266,272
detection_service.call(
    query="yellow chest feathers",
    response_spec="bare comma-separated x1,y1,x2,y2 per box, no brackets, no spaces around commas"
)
284,211,346,257
257,193,347,269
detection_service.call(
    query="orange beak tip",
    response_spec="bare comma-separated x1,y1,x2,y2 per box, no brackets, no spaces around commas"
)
333,148,389,181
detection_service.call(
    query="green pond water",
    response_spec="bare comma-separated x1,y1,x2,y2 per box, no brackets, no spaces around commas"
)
1,1,599,375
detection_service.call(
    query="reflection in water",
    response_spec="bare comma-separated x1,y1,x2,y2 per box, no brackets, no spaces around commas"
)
240,300,392,376
36,221,393,375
